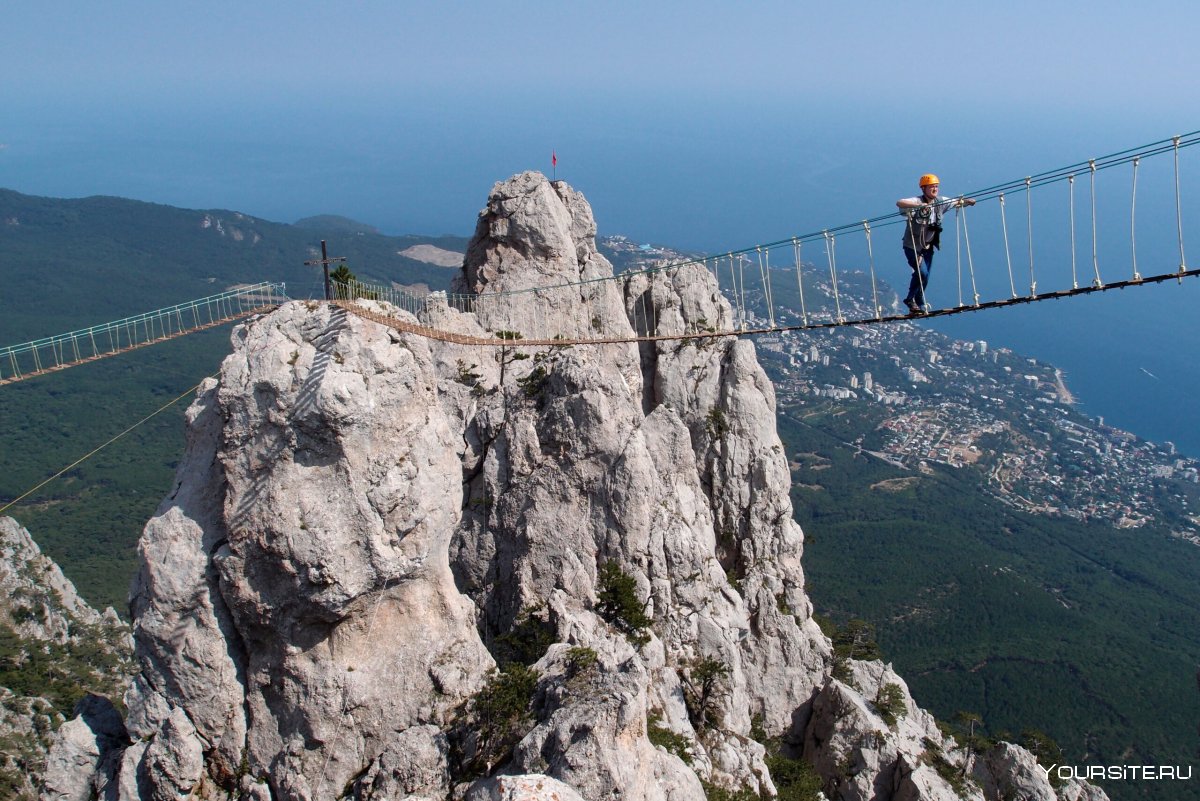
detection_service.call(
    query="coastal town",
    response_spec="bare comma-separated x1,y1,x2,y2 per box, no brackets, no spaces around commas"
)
756,300,1200,540
599,238,1200,542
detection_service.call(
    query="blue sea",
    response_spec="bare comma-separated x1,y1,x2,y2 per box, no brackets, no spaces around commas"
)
4,94,1197,454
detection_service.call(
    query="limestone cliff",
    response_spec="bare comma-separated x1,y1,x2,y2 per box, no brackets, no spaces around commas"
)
48,172,1105,801
0,517,133,800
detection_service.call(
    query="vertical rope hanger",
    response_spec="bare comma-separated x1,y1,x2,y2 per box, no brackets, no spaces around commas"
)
729,251,739,330
1175,135,1188,274
651,270,660,337
793,238,809,327
756,247,777,329
755,247,767,327
1090,159,1104,288
959,202,980,306
954,205,964,307
724,254,735,330
1068,175,1079,289
764,248,776,328
999,193,1018,298
1130,156,1142,281
823,231,844,323
1025,177,1036,296
862,222,882,319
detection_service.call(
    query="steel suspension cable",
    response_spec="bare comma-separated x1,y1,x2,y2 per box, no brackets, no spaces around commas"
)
0,378,211,517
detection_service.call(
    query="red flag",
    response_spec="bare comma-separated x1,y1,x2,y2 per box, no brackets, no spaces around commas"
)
552,151,557,167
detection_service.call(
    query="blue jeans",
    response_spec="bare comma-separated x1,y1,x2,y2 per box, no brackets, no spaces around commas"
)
903,247,934,306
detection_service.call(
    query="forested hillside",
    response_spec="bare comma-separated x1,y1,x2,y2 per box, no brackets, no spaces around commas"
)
0,188,467,607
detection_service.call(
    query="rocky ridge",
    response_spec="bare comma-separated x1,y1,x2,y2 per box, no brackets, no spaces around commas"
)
0,517,133,800
46,172,1104,800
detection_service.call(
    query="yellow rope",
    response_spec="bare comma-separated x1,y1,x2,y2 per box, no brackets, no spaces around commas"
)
0,378,212,517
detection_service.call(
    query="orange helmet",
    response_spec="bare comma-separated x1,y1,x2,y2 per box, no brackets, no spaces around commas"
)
919,173,940,188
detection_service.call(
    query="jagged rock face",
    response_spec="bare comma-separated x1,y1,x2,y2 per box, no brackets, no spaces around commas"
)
61,172,1103,801
0,517,122,645
122,303,495,799
454,171,632,345
0,517,132,800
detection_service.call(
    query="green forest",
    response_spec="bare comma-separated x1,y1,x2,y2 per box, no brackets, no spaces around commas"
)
780,409,1200,801
1,188,1196,801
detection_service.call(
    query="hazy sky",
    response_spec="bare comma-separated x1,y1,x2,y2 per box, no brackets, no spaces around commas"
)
3,1,1196,245
4,3,1200,450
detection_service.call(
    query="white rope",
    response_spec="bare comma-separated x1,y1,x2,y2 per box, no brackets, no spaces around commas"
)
1090,159,1103,288
903,212,922,308
734,253,746,331
1130,156,1142,281
756,247,775,329
862,222,882,318
999,193,1018,298
764,248,776,328
954,205,963,307
639,287,650,337
960,202,981,306
1175,135,1188,272
1025,177,1036,296
793,239,809,327
823,231,844,322
1069,175,1079,289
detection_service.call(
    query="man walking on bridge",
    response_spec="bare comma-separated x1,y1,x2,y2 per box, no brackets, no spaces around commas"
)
897,174,975,314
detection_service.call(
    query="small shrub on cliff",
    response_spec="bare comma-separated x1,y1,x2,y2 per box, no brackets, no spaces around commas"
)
471,664,540,773
493,609,555,668
831,618,882,662
516,364,550,401
919,739,971,798
765,749,825,801
595,561,652,646
564,646,598,678
454,359,485,396
874,682,907,728
1020,728,1065,788
682,656,729,730
706,408,730,439
647,712,693,765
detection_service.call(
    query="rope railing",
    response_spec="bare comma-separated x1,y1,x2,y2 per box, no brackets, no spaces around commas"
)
4,132,1196,375
0,282,288,386
331,131,1197,347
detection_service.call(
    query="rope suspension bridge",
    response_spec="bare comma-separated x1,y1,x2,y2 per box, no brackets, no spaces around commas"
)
0,283,287,386
1,132,1197,385
328,131,1198,346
